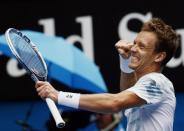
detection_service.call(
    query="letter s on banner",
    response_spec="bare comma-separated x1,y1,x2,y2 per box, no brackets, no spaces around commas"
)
166,29,184,68
118,12,152,42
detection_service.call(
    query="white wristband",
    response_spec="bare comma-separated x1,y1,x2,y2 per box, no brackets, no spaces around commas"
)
119,55,134,73
58,91,80,109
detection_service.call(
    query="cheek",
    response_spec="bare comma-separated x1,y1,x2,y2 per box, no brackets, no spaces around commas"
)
141,53,155,63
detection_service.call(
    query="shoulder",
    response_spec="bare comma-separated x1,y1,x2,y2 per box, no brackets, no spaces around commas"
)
138,72,171,85
139,72,163,80
137,72,174,93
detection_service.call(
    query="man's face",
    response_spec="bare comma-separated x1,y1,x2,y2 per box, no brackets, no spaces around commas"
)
129,31,159,72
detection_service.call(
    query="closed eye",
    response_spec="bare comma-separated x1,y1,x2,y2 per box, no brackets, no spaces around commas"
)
139,44,145,49
133,41,148,50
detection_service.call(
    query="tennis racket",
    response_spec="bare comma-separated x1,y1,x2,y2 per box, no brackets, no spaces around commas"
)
5,28,65,128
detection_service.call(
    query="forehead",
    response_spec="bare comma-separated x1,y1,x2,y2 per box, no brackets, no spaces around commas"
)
135,31,158,46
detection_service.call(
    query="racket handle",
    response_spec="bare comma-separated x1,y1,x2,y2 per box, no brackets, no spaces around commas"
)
45,98,65,128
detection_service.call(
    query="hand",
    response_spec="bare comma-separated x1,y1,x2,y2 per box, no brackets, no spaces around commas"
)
35,81,59,102
115,40,133,59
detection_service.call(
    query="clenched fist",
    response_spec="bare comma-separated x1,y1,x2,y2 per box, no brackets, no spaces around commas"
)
35,81,59,102
115,40,133,59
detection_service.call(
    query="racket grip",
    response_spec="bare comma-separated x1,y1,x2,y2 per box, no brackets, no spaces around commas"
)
45,98,65,128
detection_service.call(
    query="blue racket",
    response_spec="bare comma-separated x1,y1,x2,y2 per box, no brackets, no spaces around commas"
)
5,28,65,128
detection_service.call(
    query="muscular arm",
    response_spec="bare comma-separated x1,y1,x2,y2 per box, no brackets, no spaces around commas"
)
115,40,137,91
79,90,146,114
35,81,146,114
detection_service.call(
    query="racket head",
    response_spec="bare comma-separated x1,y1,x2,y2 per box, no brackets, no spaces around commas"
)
5,28,48,81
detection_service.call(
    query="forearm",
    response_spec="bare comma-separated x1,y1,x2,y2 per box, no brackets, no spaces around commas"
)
57,91,146,114
79,90,145,113
118,55,136,91
120,72,136,91
79,93,120,114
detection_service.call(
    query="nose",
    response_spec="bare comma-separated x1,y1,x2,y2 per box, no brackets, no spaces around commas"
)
130,44,137,53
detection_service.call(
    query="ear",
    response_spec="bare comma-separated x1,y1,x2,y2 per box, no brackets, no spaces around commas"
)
154,52,166,63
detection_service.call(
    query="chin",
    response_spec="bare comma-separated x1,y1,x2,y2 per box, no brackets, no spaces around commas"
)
129,63,137,70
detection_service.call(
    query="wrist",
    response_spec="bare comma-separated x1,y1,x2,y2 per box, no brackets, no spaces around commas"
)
119,55,134,73
58,91,80,109
53,91,59,102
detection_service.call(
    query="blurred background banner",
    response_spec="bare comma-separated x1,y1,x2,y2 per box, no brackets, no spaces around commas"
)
0,31,107,93
0,0,184,130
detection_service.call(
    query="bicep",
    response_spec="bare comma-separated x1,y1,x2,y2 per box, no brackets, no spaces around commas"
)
117,91,147,109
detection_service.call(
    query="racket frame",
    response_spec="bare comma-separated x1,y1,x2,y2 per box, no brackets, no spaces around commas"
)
5,28,65,128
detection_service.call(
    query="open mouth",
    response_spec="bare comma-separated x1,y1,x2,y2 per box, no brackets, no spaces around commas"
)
131,55,139,63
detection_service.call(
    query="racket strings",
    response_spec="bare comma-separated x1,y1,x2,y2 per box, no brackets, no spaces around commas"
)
11,34,46,77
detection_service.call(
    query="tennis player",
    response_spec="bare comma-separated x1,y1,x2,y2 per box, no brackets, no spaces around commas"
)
35,18,178,131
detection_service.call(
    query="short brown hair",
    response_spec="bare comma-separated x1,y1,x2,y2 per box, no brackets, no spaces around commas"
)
141,18,179,66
